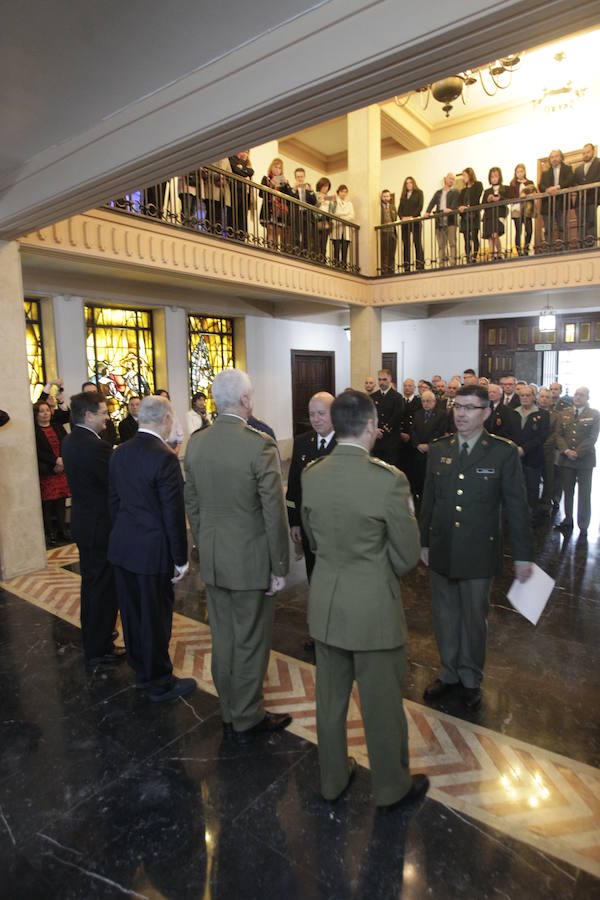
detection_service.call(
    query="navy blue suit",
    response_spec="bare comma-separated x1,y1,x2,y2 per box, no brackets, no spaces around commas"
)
108,431,187,691
62,425,118,660
514,408,550,515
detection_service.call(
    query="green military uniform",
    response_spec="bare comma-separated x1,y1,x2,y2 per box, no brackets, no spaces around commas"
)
420,430,532,689
184,415,289,731
301,444,420,805
556,404,600,530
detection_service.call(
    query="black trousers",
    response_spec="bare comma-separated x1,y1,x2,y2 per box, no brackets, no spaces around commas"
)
78,545,118,660
300,527,316,581
513,216,532,253
114,567,174,690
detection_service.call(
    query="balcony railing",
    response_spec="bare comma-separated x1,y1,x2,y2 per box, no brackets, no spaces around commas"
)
105,164,360,274
375,182,600,276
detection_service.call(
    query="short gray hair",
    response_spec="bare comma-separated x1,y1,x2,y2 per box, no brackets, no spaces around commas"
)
138,395,172,426
211,368,253,413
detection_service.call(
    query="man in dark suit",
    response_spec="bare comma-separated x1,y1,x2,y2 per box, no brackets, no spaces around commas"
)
437,377,460,433
118,396,140,444
538,149,574,246
513,386,550,519
485,383,519,442
290,167,317,255
410,390,448,506
398,378,421,484
109,395,195,702
82,381,118,446
286,392,336,581
420,385,533,710
499,375,520,410
574,143,600,246
371,369,404,464
62,391,124,665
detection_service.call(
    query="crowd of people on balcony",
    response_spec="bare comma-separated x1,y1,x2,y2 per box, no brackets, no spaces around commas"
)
380,143,600,273
113,142,599,275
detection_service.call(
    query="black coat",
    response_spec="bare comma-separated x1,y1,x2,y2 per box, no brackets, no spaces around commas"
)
436,398,457,434
286,430,336,528
402,395,422,433
574,158,600,205
514,408,550,469
62,426,113,549
459,182,483,232
372,388,405,455
118,414,138,444
397,190,424,219
538,163,574,213
108,432,187,575
35,421,67,476
426,187,460,226
411,408,449,447
485,403,519,443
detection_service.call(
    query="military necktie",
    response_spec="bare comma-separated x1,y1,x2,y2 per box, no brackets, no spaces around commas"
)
424,410,432,422
574,408,579,420
459,441,469,468
319,437,326,453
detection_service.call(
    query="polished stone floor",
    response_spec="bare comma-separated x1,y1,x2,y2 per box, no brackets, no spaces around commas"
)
1,493,600,897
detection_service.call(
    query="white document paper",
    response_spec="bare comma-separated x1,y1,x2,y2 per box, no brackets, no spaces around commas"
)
507,564,555,625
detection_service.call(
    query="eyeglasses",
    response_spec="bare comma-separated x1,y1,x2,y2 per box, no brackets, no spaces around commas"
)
453,403,489,412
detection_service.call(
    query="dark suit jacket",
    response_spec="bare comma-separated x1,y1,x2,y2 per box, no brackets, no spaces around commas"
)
100,417,118,447
459,182,483,232
436,398,456,434
426,187,460,226
118,414,138,444
538,163,574,212
35,421,67,475
502,393,521,410
485,402,519,442
398,190,424,219
62,426,113,549
286,430,336,528
574,158,600,205
372,388,405,454
401,395,422,433
514,408,550,469
108,432,187,575
411,408,448,447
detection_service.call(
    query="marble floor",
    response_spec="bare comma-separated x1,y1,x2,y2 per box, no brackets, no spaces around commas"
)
1,508,599,898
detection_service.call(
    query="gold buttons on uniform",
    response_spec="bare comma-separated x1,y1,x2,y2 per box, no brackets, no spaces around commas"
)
455,522,460,528
457,489,463,496
458,474,465,480
456,506,462,511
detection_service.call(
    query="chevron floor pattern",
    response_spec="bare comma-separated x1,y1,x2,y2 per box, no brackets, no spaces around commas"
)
2,545,599,879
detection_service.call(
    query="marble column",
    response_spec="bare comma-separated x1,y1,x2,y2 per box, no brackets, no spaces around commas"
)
0,241,47,579
163,306,190,440
347,106,381,277
350,306,381,390
52,295,87,395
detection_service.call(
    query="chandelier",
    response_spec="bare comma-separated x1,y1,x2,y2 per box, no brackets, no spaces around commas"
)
532,52,587,114
394,54,521,117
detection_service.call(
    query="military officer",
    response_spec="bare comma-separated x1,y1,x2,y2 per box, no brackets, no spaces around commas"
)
184,369,291,741
513,386,550,519
286,392,336,580
549,382,572,412
420,385,533,710
555,386,600,536
371,369,405,464
301,390,428,809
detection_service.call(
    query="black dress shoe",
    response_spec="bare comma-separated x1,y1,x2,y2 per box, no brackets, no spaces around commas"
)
423,678,459,702
148,676,197,703
328,757,358,803
87,647,127,666
555,519,573,531
378,774,430,812
462,686,482,709
234,711,292,743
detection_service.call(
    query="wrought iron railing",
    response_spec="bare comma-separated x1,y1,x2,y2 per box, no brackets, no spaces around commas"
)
105,164,360,274
375,182,600,276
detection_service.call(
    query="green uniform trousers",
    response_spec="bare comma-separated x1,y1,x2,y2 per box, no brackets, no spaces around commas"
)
560,467,593,529
205,585,275,732
430,571,493,689
315,641,412,806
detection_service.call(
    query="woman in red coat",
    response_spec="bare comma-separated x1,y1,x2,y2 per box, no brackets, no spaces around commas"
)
34,400,71,545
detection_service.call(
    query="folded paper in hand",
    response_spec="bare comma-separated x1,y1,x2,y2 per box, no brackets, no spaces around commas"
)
507,563,555,625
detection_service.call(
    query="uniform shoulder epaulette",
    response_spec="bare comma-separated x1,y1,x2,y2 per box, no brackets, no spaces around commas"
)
245,423,270,440
431,433,451,444
489,433,513,446
368,456,399,474
304,456,327,472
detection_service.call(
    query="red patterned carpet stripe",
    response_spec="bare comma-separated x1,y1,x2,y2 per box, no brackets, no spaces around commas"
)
410,709,445,756
300,665,316,701
418,720,482,778
264,657,293,694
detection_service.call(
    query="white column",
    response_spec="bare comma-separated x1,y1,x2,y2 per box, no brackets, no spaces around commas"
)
350,306,381,390
163,306,191,440
0,241,47,578
52,295,87,396
347,106,381,277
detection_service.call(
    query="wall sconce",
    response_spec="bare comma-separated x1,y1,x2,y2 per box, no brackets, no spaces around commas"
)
539,299,556,332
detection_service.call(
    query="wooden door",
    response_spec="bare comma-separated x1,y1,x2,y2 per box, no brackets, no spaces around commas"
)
291,350,335,436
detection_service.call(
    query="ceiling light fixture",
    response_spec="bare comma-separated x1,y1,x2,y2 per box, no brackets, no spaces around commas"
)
538,298,556,332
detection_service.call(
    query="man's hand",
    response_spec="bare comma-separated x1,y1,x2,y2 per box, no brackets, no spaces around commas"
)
417,443,429,453
376,428,384,439
266,574,286,596
565,449,578,460
171,562,189,584
546,186,558,195
290,526,302,544
514,562,533,583
400,432,410,443
517,446,524,457
420,547,429,567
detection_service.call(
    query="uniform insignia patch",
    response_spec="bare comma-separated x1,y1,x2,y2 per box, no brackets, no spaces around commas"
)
476,467,495,474
441,456,452,464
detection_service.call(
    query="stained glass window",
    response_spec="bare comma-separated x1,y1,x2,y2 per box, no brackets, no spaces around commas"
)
85,305,155,421
188,316,234,413
24,299,46,401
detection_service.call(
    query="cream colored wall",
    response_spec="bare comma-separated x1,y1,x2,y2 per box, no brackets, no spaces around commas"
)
382,317,480,383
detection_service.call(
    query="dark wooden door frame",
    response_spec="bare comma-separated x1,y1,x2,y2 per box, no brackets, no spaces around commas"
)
290,349,335,437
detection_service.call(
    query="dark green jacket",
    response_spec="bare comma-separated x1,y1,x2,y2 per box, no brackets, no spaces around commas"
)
420,431,533,579
301,444,420,651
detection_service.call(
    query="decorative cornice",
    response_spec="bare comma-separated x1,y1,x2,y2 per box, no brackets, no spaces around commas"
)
19,209,600,310
19,209,370,306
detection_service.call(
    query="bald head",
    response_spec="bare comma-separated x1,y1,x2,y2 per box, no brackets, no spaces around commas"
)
364,375,377,394
309,392,334,437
